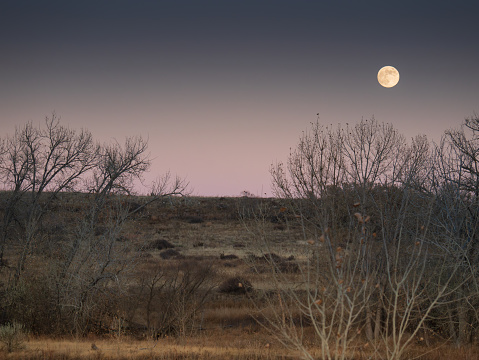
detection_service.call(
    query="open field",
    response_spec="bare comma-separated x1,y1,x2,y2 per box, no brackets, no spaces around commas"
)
4,333,479,360
1,194,479,359
0,195,306,359
2,326,479,359
1,331,300,359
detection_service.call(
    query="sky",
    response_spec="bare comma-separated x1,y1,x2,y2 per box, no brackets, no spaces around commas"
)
1,1,478,196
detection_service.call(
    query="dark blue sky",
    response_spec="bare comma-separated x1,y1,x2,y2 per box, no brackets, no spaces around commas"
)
1,1,478,195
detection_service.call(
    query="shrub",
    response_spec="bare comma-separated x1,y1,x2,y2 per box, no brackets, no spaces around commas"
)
248,253,299,274
147,239,175,250
159,249,183,259
248,252,283,263
136,259,215,338
220,253,238,260
277,260,300,273
0,322,27,353
186,216,204,224
219,277,253,294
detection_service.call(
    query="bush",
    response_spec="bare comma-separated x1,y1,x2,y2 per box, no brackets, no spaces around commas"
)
187,216,204,224
248,252,283,263
0,322,27,353
220,253,238,260
159,249,183,259
147,239,175,250
247,252,299,273
277,260,300,273
219,277,253,294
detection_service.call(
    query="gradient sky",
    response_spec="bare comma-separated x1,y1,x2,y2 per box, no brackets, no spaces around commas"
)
1,1,478,196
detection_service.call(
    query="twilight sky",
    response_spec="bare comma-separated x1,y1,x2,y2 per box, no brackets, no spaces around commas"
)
1,1,478,196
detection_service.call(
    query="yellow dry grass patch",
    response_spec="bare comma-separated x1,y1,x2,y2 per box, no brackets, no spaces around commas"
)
2,333,302,360
3,333,478,360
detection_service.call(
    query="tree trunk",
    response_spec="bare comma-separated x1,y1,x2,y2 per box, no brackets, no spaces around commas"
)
457,299,469,346
447,305,458,346
365,307,374,342
374,304,382,341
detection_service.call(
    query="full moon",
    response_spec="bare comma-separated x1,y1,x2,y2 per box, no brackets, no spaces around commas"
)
377,66,400,88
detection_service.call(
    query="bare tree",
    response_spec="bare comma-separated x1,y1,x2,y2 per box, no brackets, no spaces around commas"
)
243,204,378,360
426,128,479,347
341,117,406,188
271,121,345,200
0,114,189,335
54,136,188,335
446,114,479,196
130,260,214,338
249,118,468,359
0,114,97,283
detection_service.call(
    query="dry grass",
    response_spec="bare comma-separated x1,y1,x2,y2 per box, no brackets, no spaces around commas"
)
0,332,302,359
3,335,478,360
2,196,479,360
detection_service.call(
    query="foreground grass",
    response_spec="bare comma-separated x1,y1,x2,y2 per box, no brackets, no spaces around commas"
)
0,330,302,360
2,333,479,360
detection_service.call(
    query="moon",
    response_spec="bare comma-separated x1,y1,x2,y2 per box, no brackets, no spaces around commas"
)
377,66,400,88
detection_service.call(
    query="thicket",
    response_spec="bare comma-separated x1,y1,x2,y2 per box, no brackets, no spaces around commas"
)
0,115,192,337
244,116,479,359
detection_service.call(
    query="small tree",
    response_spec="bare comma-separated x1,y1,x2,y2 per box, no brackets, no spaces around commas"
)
0,322,27,353
132,260,214,338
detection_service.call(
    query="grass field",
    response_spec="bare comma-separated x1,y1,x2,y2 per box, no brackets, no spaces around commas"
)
1,195,479,359
3,332,298,359
4,334,479,360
